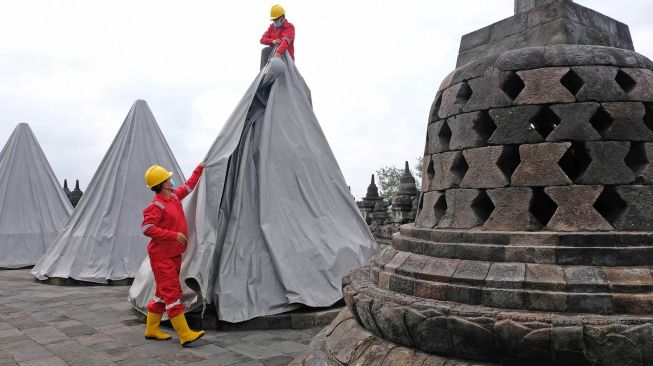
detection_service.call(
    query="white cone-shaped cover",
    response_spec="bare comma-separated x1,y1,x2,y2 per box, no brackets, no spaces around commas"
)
129,54,377,322
32,100,184,283
0,123,73,268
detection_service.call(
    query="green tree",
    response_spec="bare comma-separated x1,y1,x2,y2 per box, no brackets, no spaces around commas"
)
375,165,403,199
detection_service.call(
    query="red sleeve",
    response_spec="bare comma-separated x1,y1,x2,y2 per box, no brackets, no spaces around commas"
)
260,25,274,45
141,204,177,241
173,164,204,200
277,23,295,55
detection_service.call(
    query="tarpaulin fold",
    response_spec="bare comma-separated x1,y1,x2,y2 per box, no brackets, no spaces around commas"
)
32,100,184,283
129,54,376,322
0,123,73,268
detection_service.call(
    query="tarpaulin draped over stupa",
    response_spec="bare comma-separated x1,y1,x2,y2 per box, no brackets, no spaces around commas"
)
129,54,377,322
0,123,73,268
32,100,185,283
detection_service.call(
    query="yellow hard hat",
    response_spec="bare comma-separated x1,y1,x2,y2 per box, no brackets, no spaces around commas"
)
270,4,285,20
145,165,173,188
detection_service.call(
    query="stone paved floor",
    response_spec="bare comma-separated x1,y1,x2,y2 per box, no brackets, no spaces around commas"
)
0,269,320,366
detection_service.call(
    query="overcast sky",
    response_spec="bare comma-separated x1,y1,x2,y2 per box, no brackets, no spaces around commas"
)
0,1,651,199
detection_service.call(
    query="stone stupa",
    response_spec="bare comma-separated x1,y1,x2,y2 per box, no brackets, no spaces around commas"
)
294,1,653,365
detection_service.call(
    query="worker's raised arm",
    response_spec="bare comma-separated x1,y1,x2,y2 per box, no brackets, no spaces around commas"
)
260,25,275,45
173,163,205,200
276,22,295,55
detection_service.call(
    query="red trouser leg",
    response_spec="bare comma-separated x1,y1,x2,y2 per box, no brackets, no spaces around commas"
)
149,255,185,317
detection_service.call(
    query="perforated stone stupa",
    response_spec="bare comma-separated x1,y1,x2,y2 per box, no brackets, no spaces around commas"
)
294,1,653,365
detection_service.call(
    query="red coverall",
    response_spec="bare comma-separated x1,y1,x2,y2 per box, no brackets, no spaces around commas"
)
141,164,204,317
260,19,295,60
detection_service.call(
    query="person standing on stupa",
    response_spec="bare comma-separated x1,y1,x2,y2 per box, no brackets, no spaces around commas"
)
260,4,295,60
140,162,205,346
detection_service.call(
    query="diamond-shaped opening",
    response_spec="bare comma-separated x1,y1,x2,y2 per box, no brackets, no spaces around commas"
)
560,69,584,96
471,190,494,224
451,153,469,185
530,187,558,227
589,106,613,136
434,193,447,223
427,158,435,181
594,186,627,225
430,93,443,123
438,121,452,149
615,69,637,94
497,145,520,180
472,110,497,144
625,142,649,183
529,106,561,139
456,82,473,107
644,103,653,133
499,71,525,100
558,142,591,182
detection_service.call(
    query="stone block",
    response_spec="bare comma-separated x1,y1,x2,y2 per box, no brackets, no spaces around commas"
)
461,146,512,189
564,266,609,293
574,141,634,184
526,291,568,312
511,142,573,186
463,74,513,112
414,281,447,301
438,189,492,229
599,102,653,141
447,111,495,150
417,258,461,283
445,284,482,305
425,121,450,155
620,68,653,102
612,294,653,315
612,185,653,231
544,185,613,231
514,67,576,105
451,261,491,286
438,82,472,119
571,66,627,102
543,45,645,69
485,263,526,289
488,105,543,145
425,151,467,191
447,317,498,361
482,288,525,309
505,245,556,264
495,46,547,71
415,191,445,229
388,274,416,296
395,254,429,278
566,293,613,314
547,102,602,142
484,187,542,231
525,264,566,291
603,267,653,293
383,251,410,273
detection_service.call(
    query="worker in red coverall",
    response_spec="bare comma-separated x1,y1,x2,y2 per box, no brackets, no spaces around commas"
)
260,4,295,60
141,163,205,347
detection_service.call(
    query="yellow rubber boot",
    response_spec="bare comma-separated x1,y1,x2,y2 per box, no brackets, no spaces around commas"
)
169,313,205,346
144,312,172,340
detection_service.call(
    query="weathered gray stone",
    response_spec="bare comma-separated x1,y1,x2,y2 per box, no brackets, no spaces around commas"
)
545,185,613,231
483,187,541,231
415,191,445,229
424,152,467,191
525,264,566,291
514,67,576,105
451,261,491,286
448,317,498,361
547,102,602,141
585,332,643,366
438,82,472,119
564,266,608,293
438,189,491,229
600,102,653,141
620,68,653,102
576,141,634,185
425,120,451,155
464,74,513,112
511,142,573,186
488,105,543,144
612,185,653,231
461,146,512,189
571,66,627,101
514,0,556,14
630,142,653,184
448,112,495,150
544,45,647,69
485,263,526,289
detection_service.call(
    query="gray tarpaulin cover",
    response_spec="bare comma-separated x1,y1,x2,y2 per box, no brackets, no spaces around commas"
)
128,54,377,322
32,100,185,283
0,123,73,268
